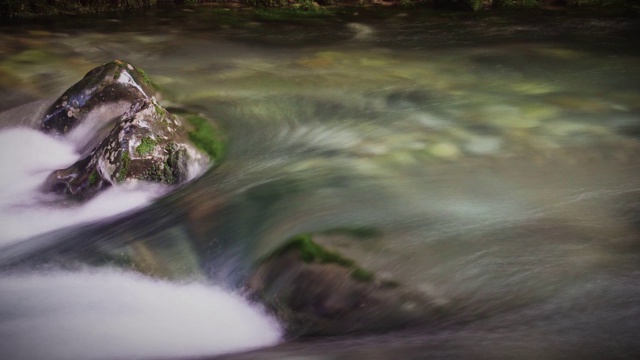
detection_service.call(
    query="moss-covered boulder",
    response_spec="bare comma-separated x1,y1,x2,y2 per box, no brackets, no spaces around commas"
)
41,60,224,200
246,232,445,336
44,99,211,199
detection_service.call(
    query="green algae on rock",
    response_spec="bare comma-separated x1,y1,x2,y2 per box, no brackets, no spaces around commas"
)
262,233,375,281
136,136,158,156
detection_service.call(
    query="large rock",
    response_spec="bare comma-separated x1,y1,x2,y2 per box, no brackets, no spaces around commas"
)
246,232,446,336
40,60,223,200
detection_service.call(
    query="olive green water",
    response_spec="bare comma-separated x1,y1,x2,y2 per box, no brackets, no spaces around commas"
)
1,5,640,360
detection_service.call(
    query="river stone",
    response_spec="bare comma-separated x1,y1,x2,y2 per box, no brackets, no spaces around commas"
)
464,136,502,155
40,59,155,135
43,98,210,200
246,233,444,336
39,60,217,200
428,142,461,159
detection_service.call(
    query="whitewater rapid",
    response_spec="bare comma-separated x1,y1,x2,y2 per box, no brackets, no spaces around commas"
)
0,268,282,360
0,126,283,359
0,127,165,245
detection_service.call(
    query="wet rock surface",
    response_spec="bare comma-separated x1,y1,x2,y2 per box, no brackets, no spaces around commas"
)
41,59,155,136
40,60,221,200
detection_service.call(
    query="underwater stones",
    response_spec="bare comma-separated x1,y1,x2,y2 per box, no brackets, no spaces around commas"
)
520,103,559,121
386,89,431,109
483,105,541,129
412,112,450,129
247,233,444,336
544,121,608,138
40,60,222,200
428,142,461,159
548,95,612,113
464,136,503,155
616,123,640,139
510,81,558,95
40,59,155,135
347,23,374,40
0,48,88,103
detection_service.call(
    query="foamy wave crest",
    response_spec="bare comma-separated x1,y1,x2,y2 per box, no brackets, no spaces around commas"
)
0,268,282,360
0,128,166,246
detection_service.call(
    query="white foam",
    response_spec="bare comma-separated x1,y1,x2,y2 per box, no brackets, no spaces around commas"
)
0,268,282,360
64,101,130,153
0,128,163,246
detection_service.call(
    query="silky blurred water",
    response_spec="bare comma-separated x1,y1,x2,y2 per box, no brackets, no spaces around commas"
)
0,5,639,360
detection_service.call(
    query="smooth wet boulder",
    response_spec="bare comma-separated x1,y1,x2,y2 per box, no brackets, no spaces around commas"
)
41,59,155,136
246,233,445,336
40,60,224,200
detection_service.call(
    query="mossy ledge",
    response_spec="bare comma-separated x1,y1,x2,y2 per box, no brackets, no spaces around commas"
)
263,233,375,282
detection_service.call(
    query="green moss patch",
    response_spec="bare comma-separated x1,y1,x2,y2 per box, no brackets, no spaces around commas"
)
116,151,130,182
136,136,157,156
186,115,225,163
264,233,375,282
136,66,160,91
88,170,99,186
136,66,152,86
154,104,167,117
113,60,125,80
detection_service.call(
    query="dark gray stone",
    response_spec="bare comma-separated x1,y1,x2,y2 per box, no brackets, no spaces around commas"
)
41,60,155,136
40,60,216,200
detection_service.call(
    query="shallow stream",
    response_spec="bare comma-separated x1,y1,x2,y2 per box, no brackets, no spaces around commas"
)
0,5,639,360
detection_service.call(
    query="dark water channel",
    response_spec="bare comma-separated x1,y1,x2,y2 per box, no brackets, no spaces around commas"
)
1,5,640,360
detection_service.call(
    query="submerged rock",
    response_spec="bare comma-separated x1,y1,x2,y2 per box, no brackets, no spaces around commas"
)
40,60,223,200
246,233,445,336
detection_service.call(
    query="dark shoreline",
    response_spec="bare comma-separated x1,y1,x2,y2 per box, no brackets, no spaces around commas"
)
1,0,638,19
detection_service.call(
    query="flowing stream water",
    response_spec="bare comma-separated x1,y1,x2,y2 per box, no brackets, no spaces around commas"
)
0,5,639,360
